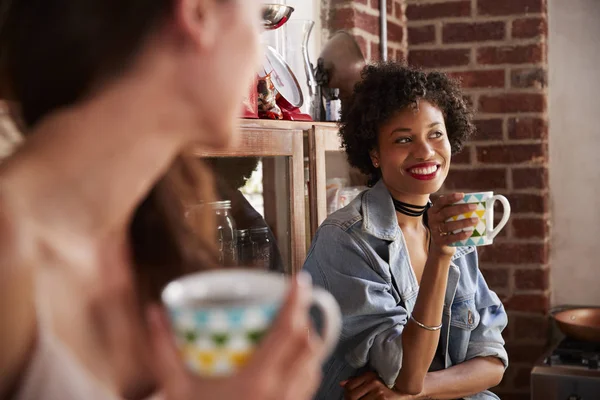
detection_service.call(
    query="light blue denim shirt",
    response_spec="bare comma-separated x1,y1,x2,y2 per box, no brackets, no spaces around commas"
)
303,180,508,400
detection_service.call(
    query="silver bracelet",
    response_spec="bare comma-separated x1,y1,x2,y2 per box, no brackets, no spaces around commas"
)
409,315,443,331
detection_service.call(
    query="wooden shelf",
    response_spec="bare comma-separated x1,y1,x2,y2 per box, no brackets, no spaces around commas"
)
191,118,345,272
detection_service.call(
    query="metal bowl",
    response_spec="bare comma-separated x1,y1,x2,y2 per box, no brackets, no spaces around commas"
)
262,4,294,30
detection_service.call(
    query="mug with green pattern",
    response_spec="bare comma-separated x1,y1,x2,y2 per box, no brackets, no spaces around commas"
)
162,269,341,377
446,191,511,247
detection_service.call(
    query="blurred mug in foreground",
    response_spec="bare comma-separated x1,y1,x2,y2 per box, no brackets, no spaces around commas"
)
162,269,341,377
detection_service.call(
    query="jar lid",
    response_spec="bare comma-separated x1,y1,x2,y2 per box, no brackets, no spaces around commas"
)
208,200,231,209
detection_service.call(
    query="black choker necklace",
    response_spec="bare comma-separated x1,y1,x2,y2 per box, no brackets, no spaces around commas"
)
392,197,431,217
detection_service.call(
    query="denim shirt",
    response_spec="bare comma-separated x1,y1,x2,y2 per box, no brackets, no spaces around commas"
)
303,180,508,400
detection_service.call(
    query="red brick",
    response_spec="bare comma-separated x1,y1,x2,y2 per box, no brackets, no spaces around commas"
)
388,20,404,42
479,243,548,264
409,48,470,68
406,1,471,20
478,0,544,16
513,314,550,341
388,47,396,61
395,0,403,19
515,268,549,291
481,267,510,289
479,93,546,113
370,42,381,61
504,293,550,313
513,217,548,238
512,167,548,189
449,70,505,89
507,193,548,214
463,94,474,108
395,49,406,63
444,168,507,190
477,44,543,65
332,8,379,35
443,21,505,43
474,118,504,140
408,25,436,45
508,117,548,140
452,148,471,164
477,143,546,164
511,68,547,89
512,17,547,38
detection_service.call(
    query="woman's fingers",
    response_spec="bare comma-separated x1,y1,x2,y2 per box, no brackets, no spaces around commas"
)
342,371,379,391
428,193,464,214
344,378,384,400
146,304,191,398
435,203,477,221
441,217,478,234
251,273,316,370
437,229,476,246
280,338,323,400
246,272,326,400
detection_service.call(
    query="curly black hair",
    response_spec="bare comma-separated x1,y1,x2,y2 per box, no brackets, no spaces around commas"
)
339,62,475,186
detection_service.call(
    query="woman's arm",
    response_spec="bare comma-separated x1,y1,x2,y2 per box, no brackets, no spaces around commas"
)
394,195,478,395
393,251,450,395
343,357,504,400
421,357,504,399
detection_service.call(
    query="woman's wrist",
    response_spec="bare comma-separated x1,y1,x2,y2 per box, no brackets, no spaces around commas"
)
427,247,454,265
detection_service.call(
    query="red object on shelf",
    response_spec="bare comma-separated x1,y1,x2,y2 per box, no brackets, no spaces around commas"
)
277,95,312,121
240,75,259,119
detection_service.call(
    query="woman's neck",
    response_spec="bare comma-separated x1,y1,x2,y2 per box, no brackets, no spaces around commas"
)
386,185,430,230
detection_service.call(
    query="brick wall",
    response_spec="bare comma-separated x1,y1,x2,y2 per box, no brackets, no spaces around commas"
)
323,0,551,398
406,1,549,398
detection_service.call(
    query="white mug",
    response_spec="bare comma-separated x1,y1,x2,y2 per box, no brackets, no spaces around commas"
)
447,191,511,247
162,269,341,377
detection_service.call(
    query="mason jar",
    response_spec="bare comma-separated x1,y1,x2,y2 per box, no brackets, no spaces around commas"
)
210,200,238,267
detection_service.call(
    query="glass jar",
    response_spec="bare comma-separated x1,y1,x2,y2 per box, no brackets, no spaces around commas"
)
210,201,238,267
236,229,255,266
250,227,272,270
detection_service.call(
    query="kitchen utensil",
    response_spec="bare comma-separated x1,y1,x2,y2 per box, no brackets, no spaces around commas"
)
262,45,311,121
283,19,318,117
553,307,600,342
262,4,294,31
316,31,366,110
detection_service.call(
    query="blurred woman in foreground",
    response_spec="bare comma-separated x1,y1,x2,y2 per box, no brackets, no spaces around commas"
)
0,1,326,399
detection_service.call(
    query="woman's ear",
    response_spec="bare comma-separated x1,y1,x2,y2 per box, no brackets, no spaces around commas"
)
173,0,219,51
369,150,380,169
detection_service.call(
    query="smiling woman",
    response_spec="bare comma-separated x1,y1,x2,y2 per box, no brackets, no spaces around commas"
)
303,63,508,400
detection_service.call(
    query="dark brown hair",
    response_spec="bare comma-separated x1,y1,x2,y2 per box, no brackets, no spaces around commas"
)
0,0,217,301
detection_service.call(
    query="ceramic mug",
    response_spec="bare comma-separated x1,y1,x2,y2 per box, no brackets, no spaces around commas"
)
446,191,511,247
162,269,341,377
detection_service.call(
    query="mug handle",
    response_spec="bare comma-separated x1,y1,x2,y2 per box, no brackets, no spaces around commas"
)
487,195,511,240
310,287,342,357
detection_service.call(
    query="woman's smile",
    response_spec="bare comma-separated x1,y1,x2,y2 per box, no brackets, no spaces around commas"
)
405,162,442,181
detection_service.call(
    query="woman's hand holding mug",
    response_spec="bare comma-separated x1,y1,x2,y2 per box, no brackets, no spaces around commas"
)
427,193,479,258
